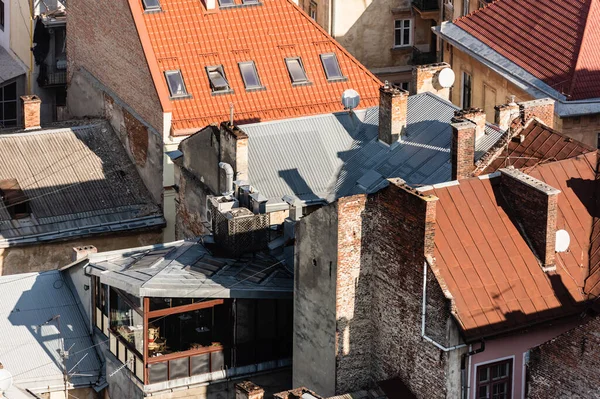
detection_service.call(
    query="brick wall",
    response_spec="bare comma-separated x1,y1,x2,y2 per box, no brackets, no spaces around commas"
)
67,0,164,134
378,86,407,145
527,315,600,398
175,166,211,240
412,63,451,101
519,99,555,130
451,121,476,180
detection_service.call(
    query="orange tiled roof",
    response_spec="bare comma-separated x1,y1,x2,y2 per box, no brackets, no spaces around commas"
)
454,0,600,100
136,0,382,134
430,152,599,339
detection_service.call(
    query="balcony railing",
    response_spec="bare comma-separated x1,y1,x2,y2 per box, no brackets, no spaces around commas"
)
411,47,438,65
413,0,439,11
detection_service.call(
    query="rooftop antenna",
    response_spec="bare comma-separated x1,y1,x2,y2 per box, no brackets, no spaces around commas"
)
0,363,13,397
229,103,234,127
556,229,571,253
341,89,361,112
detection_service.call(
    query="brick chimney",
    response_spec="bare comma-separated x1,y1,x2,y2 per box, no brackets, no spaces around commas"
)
499,167,560,270
235,381,264,399
21,95,41,130
451,120,476,180
412,62,452,101
378,82,408,146
495,96,520,131
219,122,249,185
71,246,98,262
519,98,555,128
455,108,486,139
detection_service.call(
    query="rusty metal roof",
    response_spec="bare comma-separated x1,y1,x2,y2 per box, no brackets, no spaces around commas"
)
427,152,599,339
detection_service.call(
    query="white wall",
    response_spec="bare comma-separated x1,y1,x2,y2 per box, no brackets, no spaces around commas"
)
0,0,10,51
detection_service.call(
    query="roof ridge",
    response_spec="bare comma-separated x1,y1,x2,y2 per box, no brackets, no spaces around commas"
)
283,0,382,87
451,0,504,23
567,0,596,97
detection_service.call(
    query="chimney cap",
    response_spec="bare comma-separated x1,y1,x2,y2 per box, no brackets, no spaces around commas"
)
20,95,41,103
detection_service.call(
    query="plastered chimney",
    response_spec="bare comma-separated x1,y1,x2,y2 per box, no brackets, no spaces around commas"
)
412,62,452,100
21,95,41,130
451,120,476,180
499,167,560,270
495,96,520,131
519,98,555,128
235,381,264,399
455,108,486,139
378,82,408,146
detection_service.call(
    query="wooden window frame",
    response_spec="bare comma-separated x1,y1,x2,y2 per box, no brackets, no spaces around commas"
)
476,358,513,399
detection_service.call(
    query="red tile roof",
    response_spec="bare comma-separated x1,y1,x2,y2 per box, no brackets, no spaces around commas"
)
477,119,595,175
136,0,382,134
454,0,600,100
429,152,599,339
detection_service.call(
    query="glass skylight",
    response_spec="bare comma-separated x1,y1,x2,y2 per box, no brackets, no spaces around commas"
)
164,70,188,98
239,61,262,90
285,57,308,84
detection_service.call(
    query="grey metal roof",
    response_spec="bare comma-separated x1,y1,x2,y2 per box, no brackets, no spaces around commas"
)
0,47,26,85
88,239,293,299
0,122,164,247
241,92,504,204
0,270,102,392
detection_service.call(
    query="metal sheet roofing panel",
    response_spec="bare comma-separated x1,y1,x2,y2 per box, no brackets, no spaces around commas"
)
0,271,101,390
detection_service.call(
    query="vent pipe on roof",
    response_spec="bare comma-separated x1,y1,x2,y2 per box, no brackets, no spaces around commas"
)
229,103,234,127
219,162,234,196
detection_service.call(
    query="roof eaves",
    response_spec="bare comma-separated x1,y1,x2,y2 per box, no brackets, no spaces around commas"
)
127,0,172,114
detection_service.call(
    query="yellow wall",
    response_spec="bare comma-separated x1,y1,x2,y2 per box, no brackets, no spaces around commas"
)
445,45,533,121
10,0,32,70
560,115,600,148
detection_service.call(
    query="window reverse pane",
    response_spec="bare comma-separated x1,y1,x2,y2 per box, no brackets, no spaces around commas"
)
320,53,343,80
143,0,161,10
207,66,230,92
165,71,187,98
285,58,308,83
239,61,261,89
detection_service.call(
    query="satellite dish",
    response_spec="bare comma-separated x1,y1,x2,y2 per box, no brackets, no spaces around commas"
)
0,364,13,394
341,89,360,110
437,67,456,89
555,229,570,253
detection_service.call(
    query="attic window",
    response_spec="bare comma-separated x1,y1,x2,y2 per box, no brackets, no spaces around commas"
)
285,57,309,84
238,61,262,90
218,0,235,7
165,70,188,98
0,179,30,219
142,0,161,11
320,53,345,81
206,65,231,93
242,0,259,3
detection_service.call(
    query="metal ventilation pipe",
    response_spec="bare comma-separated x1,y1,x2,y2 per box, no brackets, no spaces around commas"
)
219,162,234,196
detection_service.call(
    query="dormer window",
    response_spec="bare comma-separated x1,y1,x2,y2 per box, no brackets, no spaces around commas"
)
320,53,345,81
165,70,188,98
285,57,309,84
238,61,262,90
218,0,235,7
0,179,30,219
206,65,231,93
142,0,161,12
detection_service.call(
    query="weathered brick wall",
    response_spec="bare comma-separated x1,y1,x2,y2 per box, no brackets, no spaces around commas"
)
451,121,476,180
175,166,211,240
67,0,164,134
519,99,555,130
527,316,600,399
378,86,407,145
412,63,450,101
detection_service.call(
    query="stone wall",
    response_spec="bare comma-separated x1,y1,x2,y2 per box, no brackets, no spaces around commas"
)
527,315,600,398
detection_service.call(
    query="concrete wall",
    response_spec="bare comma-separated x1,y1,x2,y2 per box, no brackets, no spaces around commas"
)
68,69,164,205
42,387,99,399
293,202,339,396
0,230,162,275
9,0,30,67
559,114,600,148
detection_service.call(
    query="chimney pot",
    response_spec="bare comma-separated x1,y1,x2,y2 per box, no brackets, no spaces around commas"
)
71,246,98,262
235,381,264,399
21,95,41,130
378,84,408,146
451,120,476,180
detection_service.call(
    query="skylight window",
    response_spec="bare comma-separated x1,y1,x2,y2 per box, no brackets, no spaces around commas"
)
242,0,259,3
206,65,231,93
142,0,161,11
320,53,345,81
218,0,235,7
164,70,188,98
285,57,308,84
238,61,262,90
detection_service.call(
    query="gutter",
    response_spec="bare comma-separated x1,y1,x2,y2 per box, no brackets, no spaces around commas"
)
421,261,467,352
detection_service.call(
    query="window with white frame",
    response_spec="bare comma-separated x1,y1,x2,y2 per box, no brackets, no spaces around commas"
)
476,358,512,399
394,19,412,47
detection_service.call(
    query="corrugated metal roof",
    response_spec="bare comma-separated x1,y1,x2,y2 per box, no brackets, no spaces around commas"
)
0,122,164,246
88,240,293,298
241,92,504,203
0,47,26,85
0,271,102,391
